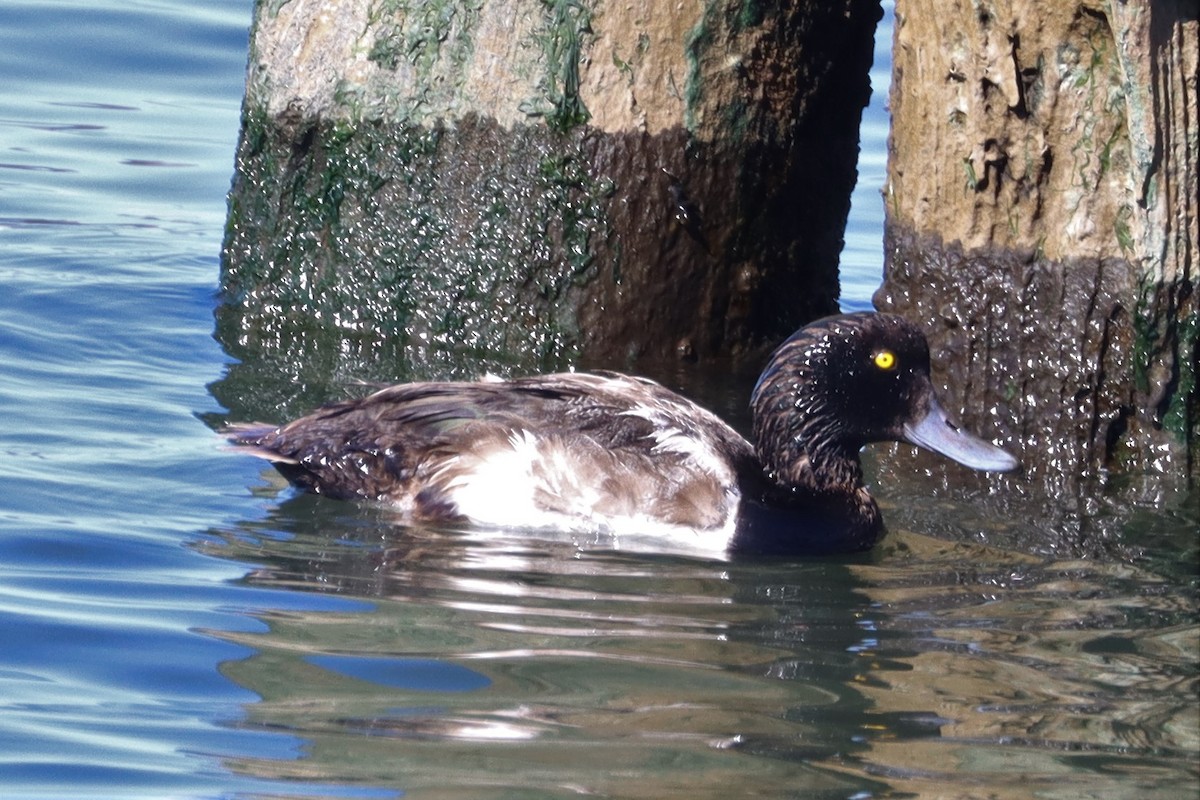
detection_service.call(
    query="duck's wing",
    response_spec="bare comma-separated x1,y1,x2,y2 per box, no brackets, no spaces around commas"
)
227,372,757,534
416,373,757,533
226,380,538,502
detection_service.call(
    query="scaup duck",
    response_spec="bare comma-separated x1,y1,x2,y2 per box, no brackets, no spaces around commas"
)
227,312,1017,555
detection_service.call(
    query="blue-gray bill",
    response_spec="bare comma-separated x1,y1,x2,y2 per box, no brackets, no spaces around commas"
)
901,397,1019,472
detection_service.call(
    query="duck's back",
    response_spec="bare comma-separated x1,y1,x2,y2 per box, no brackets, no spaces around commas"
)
229,372,757,542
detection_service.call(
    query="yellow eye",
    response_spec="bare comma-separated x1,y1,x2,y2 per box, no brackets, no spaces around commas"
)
873,349,897,371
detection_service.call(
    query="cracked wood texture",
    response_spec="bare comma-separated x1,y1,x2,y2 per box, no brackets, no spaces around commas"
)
875,0,1198,483
217,0,880,418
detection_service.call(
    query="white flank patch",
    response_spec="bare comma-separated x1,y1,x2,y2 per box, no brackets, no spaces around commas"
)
442,430,578,530
439,428,738,558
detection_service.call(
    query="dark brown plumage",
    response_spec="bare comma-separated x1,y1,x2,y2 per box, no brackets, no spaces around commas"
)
227,312,1018,555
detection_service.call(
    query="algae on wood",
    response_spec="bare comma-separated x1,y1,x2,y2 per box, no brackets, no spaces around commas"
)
876,0,1198,481
217,0,881,417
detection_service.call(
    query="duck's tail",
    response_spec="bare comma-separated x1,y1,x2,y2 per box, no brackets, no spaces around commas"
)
220,422,299,464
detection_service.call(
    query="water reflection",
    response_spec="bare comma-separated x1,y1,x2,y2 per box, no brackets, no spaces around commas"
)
204,484,1198,798
845,533,1198,798
205,491,888,797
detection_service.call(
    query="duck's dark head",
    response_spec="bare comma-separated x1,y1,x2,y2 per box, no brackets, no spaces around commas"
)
750,312,1018,497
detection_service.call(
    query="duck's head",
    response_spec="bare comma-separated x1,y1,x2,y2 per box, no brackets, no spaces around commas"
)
750,312,1018,496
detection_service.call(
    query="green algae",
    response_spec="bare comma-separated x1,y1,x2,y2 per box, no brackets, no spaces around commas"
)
219,106,615,405
366,0,468,75
522,0,592,132
1160,306,1198,452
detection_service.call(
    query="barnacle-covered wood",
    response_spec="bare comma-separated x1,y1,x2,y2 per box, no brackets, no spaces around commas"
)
876,0,1198,480
218,0,880,418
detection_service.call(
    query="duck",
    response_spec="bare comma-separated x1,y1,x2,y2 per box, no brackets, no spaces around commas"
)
226,312,1018,556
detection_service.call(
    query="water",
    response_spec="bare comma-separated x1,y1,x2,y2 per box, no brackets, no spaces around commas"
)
1,2,1196,799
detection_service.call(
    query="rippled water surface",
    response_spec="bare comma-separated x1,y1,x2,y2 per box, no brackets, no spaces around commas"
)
1,2,1196,799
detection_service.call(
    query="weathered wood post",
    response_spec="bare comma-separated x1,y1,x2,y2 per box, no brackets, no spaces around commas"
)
876,0,1198,482
216,0,880,415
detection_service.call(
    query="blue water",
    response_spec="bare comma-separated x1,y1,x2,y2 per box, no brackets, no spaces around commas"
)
0,2,376,796
2,2,1196,799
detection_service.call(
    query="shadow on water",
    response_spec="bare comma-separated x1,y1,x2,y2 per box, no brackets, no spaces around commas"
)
199,463,1199,799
